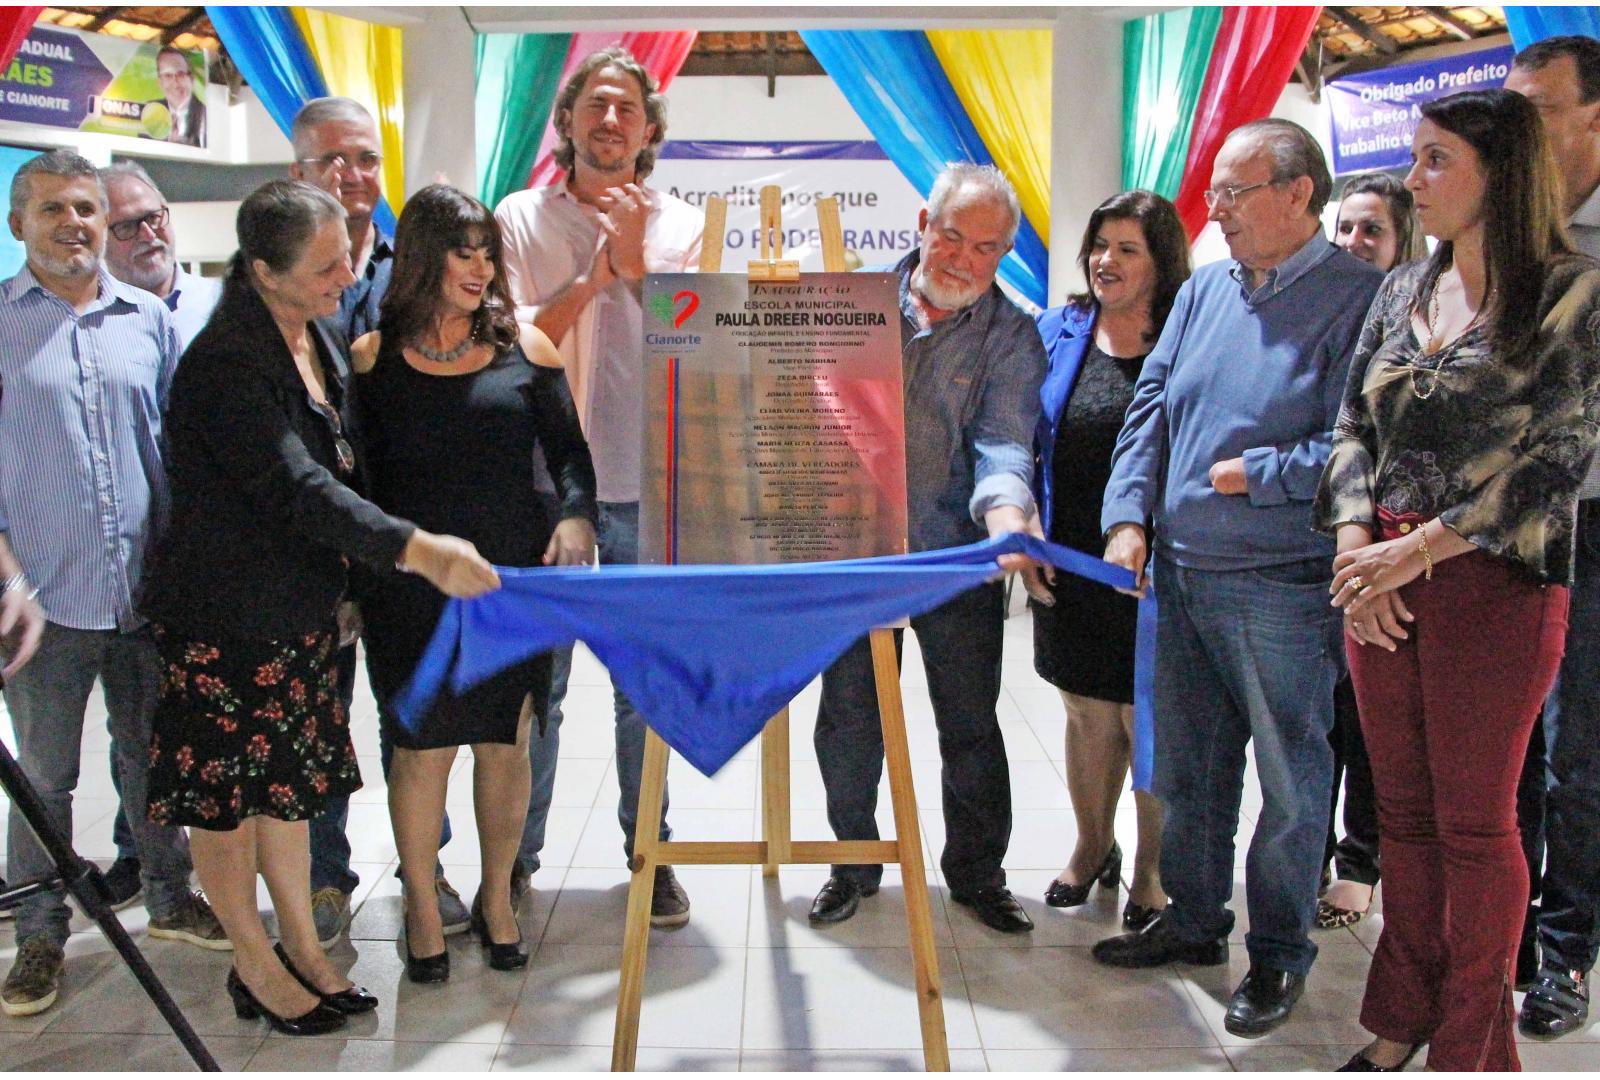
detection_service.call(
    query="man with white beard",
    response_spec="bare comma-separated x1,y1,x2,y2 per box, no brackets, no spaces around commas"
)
101,162,219,349
808,162,1047,933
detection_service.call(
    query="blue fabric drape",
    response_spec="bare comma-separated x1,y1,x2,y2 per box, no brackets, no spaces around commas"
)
395,534,1156,782
205,5,397,233
1505,7,1600,50
799,30,1049,309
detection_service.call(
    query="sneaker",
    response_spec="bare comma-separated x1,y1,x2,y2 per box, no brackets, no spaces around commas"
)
509,863,532,916
102,857,143,911
436,875,471,936
147,891,233,951
310,886,352,948
650,865,691,929
1,935,63,1017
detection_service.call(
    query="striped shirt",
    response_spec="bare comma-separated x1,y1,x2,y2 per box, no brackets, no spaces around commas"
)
0,264,180,630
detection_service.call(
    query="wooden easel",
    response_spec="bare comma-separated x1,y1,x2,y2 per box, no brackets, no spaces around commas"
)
609,189,950,1072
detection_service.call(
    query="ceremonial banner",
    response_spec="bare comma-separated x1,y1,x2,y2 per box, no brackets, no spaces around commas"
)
0,23,208,146
651,141,925,271
1326,44,1512,175
640,271,907,566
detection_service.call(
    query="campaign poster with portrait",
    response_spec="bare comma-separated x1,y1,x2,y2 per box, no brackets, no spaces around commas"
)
0,23,208,148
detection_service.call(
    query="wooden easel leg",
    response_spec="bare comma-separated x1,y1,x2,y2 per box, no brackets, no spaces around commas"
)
760,706,791,877
870,628,951,1071
611,728,670,1071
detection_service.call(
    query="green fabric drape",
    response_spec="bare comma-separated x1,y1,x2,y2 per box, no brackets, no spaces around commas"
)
1121,7,1222,197
475,32,571,210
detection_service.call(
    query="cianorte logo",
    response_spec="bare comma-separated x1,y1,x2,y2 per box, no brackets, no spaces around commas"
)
649,289,700,329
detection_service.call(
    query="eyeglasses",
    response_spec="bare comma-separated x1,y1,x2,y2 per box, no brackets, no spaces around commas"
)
1202,181,1277,210
108,206,169,241
296,151,383,177
308,397,356,475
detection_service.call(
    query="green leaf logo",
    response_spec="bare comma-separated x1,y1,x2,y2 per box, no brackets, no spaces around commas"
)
648,292,675,326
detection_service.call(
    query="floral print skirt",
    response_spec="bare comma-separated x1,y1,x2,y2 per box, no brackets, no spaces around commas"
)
146,623,362,831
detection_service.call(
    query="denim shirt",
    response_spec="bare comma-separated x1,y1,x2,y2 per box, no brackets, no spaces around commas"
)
336,227,394,342
1101,230,1384,571
883,251,1046,553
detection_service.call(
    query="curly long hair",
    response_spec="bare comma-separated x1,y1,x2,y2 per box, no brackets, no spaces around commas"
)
1066,190,1191,346
552,47,667,181
379,184,517,353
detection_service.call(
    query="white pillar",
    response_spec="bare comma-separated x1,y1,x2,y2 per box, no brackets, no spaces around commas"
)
399,7,477,198
1048,10,1127,304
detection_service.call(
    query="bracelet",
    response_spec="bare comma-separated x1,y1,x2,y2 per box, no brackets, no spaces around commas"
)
1417,522,1434,581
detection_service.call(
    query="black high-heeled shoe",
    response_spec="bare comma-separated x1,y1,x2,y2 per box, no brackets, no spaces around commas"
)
1337,1042,1423,1071
1044,841,1122,908
273,942,378,1014
226,966,346,1035
470,891,528,971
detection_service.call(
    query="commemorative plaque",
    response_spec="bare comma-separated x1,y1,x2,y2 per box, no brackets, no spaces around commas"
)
640,272,907,565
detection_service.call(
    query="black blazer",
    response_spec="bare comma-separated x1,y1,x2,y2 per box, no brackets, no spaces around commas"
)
141,278,413,641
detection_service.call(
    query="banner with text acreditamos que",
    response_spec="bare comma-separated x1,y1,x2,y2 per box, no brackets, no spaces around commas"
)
1326,45,1512,176
0,23,209,148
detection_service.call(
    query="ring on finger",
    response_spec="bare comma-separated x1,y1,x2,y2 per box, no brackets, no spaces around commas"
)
1346,574,1367,593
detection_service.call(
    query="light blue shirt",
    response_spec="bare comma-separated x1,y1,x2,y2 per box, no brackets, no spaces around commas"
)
0,264,180,630
1101,230,1385,571
165,264,221,349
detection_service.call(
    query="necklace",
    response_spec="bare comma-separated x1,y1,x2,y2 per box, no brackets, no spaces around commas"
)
1412,281,1485,400
412,329,477,364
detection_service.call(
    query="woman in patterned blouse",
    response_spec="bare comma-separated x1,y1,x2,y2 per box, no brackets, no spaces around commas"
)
1314,89,1600,1071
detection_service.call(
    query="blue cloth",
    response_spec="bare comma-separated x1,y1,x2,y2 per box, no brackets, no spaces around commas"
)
1506,7,1600,51
204,6,397,235
883,251,1046,552
1101,232,1385,571
394,534,1134,776
798,30,1048,308
1151,553,1341,974
0,266,179,631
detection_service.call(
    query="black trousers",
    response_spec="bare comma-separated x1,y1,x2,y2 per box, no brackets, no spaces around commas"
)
1324,674,1381,887
814,581,1010,893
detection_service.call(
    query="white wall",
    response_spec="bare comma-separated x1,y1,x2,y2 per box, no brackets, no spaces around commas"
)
665,75,872,142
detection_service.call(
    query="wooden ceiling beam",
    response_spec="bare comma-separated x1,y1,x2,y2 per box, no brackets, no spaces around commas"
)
161,9,205,45
1326,6,1399,55
83,6,126,32
1430,9,1479,41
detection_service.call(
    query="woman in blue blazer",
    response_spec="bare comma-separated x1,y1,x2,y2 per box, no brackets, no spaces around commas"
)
1033,191,1190,930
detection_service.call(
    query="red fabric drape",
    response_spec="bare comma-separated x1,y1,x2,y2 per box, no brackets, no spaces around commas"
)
1173,6,1323,238
525,31,699,190
0,8,42,72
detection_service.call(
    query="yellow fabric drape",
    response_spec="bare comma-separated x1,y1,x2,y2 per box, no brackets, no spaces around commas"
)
925,30,1051,249
291,8,405,213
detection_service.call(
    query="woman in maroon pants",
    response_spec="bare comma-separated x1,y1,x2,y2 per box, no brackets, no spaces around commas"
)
1314,88,1600,1071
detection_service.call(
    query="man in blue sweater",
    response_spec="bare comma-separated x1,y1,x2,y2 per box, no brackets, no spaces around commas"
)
1089,119,1384,1037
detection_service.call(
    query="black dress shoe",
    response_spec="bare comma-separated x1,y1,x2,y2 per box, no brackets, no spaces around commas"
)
1044,842,1122,908
273,942,378,1014
1091,910,1227,968
470,892,529,971
1223,962,1305,1037
1337,1043,1423,1071
808,876,877,925
1122,901,1160,932
949,885,1033,933
226,967,347,1035
1519,965,1590,1037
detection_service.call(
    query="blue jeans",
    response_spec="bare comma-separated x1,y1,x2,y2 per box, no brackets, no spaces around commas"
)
1151,555,1341,976
517,500,669,873
3,623,193,946
308,644,451,893
814,580,1009,892
1533,499,1600,972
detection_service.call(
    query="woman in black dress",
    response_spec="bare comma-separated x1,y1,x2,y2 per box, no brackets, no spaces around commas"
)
142,180,500,1034
352,185,596,981
1031,191,1190,929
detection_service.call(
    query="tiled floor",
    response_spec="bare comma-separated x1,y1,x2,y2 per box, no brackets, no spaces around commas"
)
1,605,1597,1071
